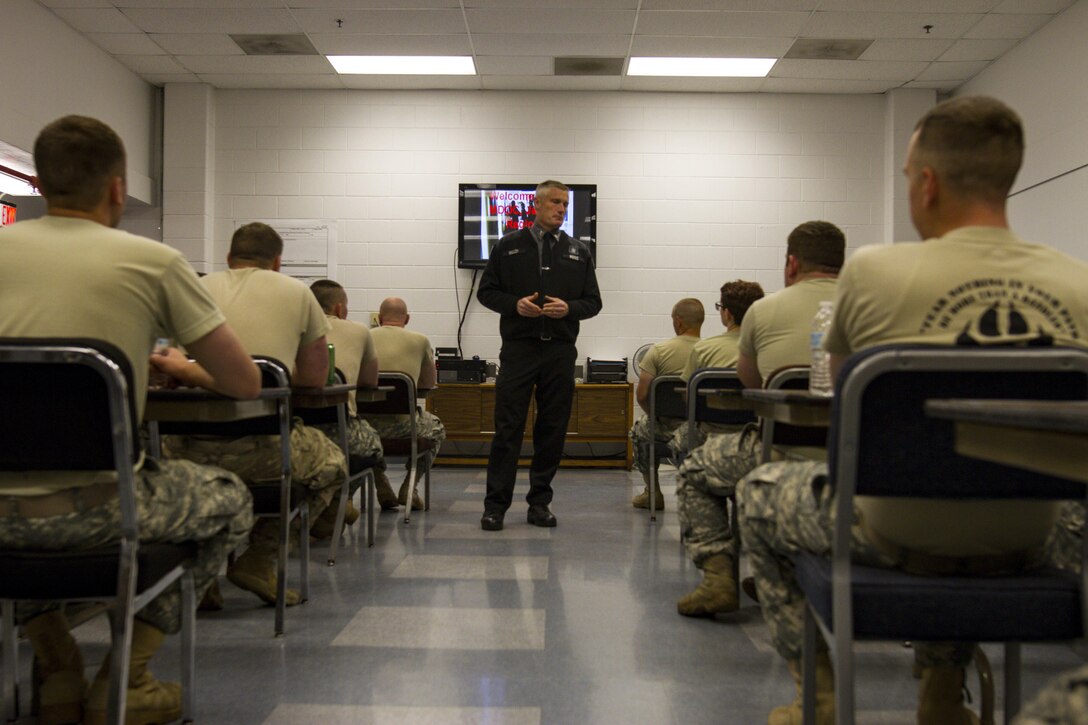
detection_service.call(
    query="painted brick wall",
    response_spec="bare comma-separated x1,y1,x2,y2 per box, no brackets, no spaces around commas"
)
209,89,885,363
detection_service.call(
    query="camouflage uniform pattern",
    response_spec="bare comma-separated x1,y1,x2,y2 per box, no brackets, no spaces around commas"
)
629,415,685,479
315,415,385,470
0,458,252,634
365,410,446,477
736,461,1084,666
668,424,704,464
164,419,344,549
676,424,761,566
1017,663,1088,724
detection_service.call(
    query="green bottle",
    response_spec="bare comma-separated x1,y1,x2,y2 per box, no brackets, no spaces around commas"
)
326,343,336,385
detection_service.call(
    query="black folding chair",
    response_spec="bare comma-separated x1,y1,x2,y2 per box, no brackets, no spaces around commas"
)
796,345,1088,725
0,338,196,723
645,375,686,523
760,366,826,463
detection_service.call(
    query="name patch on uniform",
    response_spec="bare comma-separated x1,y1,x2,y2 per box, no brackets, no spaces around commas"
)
505,248,522,256
566,253,582,262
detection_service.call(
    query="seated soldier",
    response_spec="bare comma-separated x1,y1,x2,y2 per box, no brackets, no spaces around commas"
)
164,222,345,607
676,221,843,618
628,298,703,510
667,280,765,460
309,279,399,521
0,115,258,725
737,96,1088,725
366,297,446,510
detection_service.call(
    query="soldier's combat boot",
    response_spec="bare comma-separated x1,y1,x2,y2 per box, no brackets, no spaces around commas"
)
631,484,665,510
197,579,224,611
25,610,86,725
309,499,360,540
375,470,400,511
676,553,739,616
85,620,182,725
398,474,424,511
768,653,835,725
916,665,980,725
226,542,301,606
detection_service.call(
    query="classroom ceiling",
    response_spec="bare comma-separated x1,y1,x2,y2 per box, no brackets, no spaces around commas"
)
34,0,1076,94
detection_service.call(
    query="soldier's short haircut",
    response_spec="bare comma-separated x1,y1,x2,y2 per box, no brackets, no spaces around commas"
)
535,179,569,199
230,222,284,267
310,279,347,313
720,280,765,326
913,95,1024,203
672,298,705,328
33,115,126,212
787,221,845,274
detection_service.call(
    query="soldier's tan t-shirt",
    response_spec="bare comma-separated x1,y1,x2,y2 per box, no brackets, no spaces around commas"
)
825,226,1088,557
682,328,741,383
369,325,433,384
0,216,225,495
739,278,838,383
641,334,699,379
324,315,376,415
201,268,329,374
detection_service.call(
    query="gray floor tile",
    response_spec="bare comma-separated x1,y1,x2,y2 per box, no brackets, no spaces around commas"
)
331,606,545,650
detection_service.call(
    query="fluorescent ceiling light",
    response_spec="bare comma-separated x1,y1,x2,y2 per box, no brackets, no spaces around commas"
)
328,55,476,75
627,57,775,77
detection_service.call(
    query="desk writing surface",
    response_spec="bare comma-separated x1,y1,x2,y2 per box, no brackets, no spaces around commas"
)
291,383,354,408
926,398,1088,483
145,387,286,422
699,387,754,411
356,385,392,403
742,388,831,427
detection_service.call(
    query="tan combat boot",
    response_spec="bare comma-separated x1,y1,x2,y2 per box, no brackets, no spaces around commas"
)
84,620,182,725
375,470,400,511
768,652,835,725
917,665,981,725
398,474,424,511
632,469,665,510
226,531,301,606
676,553,739,616
24,610,86,725
309,498,360,540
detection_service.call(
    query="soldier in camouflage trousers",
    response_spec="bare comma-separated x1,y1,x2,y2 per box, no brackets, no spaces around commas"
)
0,458,253,635
629,414,685,481
365,409,446,510
312,415,401,521
737,460,1084,723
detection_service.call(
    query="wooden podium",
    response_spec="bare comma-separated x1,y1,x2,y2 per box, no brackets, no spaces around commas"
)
426,382,633,469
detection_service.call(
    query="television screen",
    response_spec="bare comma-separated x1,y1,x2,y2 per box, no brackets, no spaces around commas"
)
458,183,596,270
0,199,15,227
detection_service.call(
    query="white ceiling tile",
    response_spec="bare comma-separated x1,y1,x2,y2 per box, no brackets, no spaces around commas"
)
472,34,632,56
85,32,166,54
474,56,553,76
636,11,810,37
482,75,623,91
760,77,895,93
337,74,482,89
466,0,636,7
802,11,981,39
904,79,965,90
36,0,113,7
291,9,469,34
914,60,989,80
119,8,301,34
964,12,1053,38
52,8,142,33
992,0,1075,13
619,76,765,92
771,59,927,81
859,38,954,61
177,55,336,74
465,8,635,34
108,1,284,6
115,54,189,74
196,73,346,89
308,33,473,55
640,0,818,9
151,34,246,55
819,0,997,11
938,37,1017,61
140,73,203,86
630,35,793,57
292,0,461,6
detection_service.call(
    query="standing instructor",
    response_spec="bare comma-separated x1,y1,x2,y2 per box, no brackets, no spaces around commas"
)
477,180,602,531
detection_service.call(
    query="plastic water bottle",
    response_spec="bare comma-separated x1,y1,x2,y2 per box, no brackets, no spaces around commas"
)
809,301,834,396
326,343,336,386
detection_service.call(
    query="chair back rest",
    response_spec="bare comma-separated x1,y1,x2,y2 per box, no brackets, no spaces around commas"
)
687,368,757,427
764,366,827,449
830,345,1088,501
157,357,290,437
649,375,686,421
357,372,415,416
0,338,139,472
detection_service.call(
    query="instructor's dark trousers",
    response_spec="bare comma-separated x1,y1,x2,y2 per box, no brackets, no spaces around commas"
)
485,338,577,513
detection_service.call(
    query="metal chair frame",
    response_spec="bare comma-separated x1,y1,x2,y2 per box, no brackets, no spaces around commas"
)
645,374,686,523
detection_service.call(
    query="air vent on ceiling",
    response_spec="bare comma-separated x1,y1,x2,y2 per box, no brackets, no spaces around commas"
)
230,34,318,56
554,57,624,76
784,39,873,61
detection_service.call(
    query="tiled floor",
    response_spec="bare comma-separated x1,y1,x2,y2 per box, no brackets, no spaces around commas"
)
11,467,1084,724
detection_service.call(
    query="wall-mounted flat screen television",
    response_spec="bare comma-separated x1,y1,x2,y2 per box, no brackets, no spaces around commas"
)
0,199,16,227
458,183,596,270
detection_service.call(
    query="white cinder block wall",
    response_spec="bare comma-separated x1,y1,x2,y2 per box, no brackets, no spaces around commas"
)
208,89,885,363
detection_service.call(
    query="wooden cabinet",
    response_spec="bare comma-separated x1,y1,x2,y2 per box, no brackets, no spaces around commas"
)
426,383,633,469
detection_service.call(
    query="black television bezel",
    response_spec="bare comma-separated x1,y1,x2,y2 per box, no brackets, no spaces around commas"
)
457,182,597,270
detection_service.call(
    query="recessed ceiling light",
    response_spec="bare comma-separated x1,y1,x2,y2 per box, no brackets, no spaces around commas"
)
327,55,476,75
626,57,775,77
